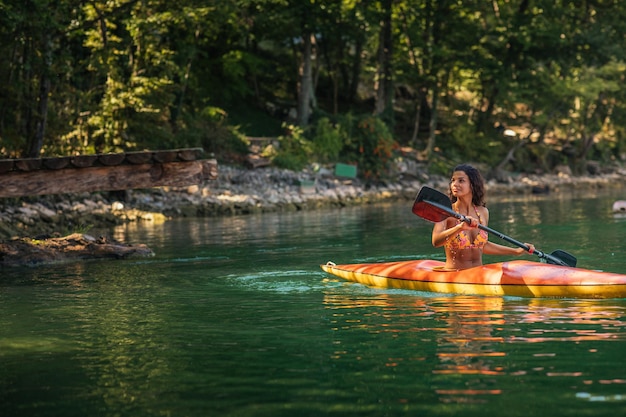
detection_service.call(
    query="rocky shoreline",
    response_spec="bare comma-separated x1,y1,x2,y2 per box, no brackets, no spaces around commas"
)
2,163,626,241
1,162,625,266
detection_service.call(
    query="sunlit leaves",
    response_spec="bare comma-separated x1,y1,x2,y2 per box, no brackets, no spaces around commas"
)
1,0,626,169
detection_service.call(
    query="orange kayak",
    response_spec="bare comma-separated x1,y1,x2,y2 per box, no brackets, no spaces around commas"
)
321,260,626,299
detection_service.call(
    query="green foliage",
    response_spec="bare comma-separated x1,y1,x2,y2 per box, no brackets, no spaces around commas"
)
269,115,397,180
224,102,284,137
425,153,457,177
271,124,312,171
1,0,626,179
340,115,398,181
195,107,250,160
447,124,503,167
310,117,344,162
64,223,93,236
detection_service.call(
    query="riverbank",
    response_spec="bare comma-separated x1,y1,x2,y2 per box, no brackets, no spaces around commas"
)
1,162,626,241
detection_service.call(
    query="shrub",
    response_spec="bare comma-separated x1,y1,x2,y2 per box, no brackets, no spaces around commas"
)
185,106,250,162
310,117,344,162
340,115,397,181
268,115,398,181
271,124,312,171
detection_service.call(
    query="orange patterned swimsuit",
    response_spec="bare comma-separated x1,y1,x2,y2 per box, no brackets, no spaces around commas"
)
444,205,488,250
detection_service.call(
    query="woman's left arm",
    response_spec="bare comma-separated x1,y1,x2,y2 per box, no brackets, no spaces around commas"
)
479,207,535,256
483,241,533,256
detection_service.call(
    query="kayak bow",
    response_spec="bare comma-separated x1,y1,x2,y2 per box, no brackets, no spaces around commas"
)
321,259,626,299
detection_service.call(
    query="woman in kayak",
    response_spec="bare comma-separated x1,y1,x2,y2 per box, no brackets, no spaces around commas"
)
431,164,535,270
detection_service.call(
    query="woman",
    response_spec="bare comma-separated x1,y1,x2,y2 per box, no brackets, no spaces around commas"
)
431,164,535,270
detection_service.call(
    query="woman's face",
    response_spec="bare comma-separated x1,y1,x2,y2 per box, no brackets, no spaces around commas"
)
450,170,472,199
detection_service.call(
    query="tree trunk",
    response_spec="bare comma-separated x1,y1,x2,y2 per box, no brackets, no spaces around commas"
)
374,0,393,120
332,66,339,115
411,89,425,148
26,32,52,158
424,85,439,159
475,83,499,133
172,29,200,133
347,39,363,104
297,32,314,127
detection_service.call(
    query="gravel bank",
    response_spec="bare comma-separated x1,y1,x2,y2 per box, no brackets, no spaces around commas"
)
1,163,625,240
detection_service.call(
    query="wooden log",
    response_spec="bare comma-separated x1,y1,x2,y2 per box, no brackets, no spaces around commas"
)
71,155,99,168
178,148,203,161
153,150,178,163
0,159,14,174
203,159,219,179
152,149,178,162
14,158,42,171
43,156,71,170
0,159,218,198
125,151,153,164
98,153,126,166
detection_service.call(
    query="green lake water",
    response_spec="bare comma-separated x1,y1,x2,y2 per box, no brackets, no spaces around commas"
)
1,188,626,416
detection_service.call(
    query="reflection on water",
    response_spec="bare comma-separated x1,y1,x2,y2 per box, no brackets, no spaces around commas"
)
2,191,626,416
322,288,626,408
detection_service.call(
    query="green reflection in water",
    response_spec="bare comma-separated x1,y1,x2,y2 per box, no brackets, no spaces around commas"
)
2,190,626,416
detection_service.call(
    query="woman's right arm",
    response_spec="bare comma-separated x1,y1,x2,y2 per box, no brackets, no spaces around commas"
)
432,219,464,247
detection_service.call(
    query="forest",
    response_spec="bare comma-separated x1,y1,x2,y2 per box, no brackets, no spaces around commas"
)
1,0,626,180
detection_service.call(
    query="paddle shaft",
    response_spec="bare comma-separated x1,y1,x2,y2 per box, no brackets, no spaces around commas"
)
428,200,569,267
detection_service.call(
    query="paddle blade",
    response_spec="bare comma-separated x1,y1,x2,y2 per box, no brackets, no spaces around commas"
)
415,186,454,208
412,186,454,223
412,201,448,222
549,250,577,267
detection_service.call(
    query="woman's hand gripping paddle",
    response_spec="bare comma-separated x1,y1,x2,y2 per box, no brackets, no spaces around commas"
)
412,186,577,267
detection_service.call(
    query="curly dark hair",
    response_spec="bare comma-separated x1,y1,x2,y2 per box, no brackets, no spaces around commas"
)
448,164,486,207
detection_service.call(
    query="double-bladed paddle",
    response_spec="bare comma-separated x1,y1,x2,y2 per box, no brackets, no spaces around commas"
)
412,186,577,267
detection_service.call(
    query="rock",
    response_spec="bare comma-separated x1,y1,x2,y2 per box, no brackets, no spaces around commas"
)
613,200,626,212
0,233,154,267
555,164,572,177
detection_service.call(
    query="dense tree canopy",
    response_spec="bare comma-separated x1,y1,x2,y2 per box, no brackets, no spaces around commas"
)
1,0,626,178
